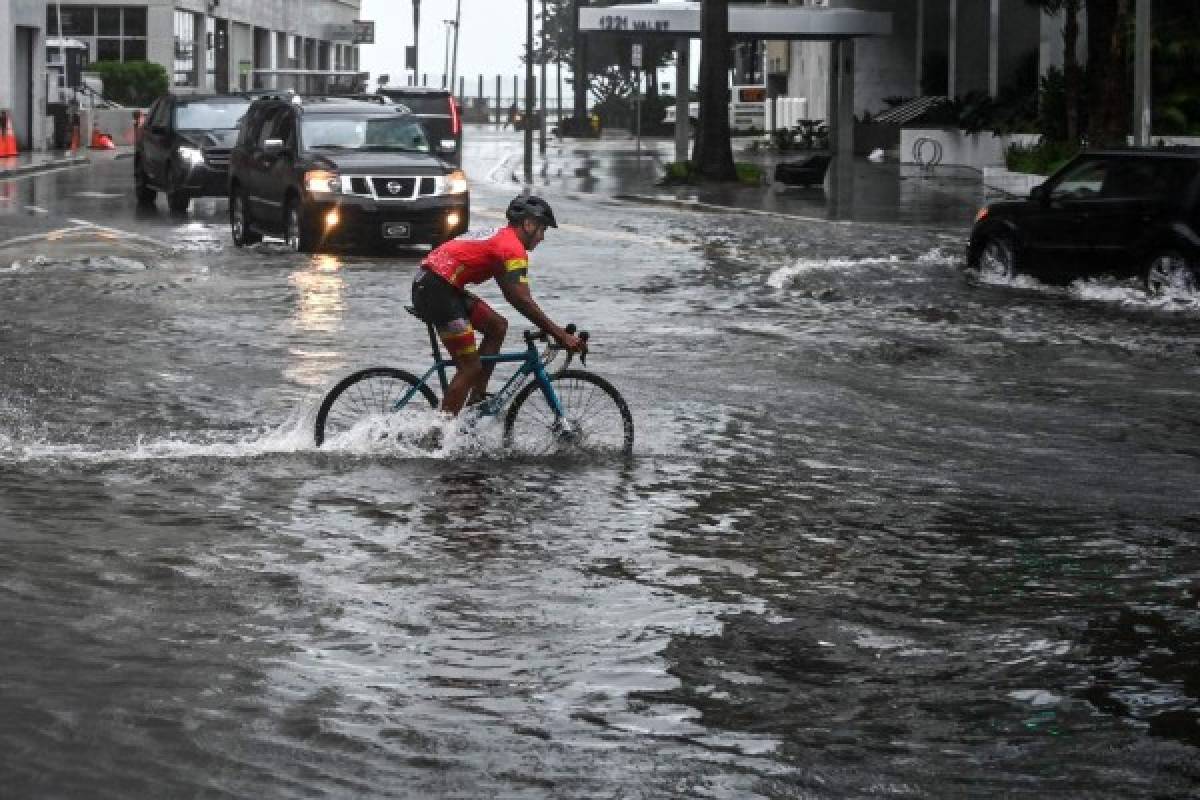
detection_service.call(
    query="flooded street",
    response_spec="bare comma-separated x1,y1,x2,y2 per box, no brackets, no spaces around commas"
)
2,140,1198,798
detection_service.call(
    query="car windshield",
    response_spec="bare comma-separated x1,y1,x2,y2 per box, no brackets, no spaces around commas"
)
302,115,431,152
175,102,249,130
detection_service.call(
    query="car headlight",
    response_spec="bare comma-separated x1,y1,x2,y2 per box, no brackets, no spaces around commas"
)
304,169,341,194
176,145,205,166
439,169,468,195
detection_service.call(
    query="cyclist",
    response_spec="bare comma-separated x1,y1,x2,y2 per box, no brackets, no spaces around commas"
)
411,194,583,416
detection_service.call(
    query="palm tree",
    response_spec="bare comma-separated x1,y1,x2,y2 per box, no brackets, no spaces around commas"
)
692,0,737,180
1032,0,1083,142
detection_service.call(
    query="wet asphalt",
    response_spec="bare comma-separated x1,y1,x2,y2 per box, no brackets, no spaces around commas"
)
0,130,1198,799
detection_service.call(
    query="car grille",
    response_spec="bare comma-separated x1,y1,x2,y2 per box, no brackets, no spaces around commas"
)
205,148,231,168
344,176,443,201
370,177,417,198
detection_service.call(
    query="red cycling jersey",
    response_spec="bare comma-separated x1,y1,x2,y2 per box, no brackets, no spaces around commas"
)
421,226,529,289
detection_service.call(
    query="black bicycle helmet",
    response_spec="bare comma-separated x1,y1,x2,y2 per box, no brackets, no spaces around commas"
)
506,194,558,228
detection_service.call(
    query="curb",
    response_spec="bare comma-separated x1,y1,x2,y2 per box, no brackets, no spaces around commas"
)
0,150,132,180
612,192,852,225
0,155,92,180
610,192,970,232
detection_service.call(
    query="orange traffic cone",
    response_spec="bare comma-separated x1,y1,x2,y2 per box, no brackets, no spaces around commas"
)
90,125,116,150
69,115,81,152
0,111,18,157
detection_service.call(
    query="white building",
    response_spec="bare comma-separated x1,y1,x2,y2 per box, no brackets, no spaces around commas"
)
3,0,367,152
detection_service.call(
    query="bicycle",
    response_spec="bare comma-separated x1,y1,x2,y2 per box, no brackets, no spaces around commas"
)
313,309,634,454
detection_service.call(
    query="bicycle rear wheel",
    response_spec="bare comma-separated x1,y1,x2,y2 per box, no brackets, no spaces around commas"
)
503,369,634,455
314,367,438,446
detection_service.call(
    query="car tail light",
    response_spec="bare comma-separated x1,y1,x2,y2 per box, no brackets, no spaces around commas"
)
974,206,989,223
449,95,461,136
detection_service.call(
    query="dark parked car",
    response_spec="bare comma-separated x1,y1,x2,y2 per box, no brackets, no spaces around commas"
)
135,94,250,213
376,87,462,166
967,148,1200,294
227,96,469,253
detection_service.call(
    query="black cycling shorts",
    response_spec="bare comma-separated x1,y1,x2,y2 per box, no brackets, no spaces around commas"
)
412,269,475,329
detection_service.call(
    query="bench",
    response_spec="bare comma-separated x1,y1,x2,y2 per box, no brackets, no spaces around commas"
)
773,154,831,188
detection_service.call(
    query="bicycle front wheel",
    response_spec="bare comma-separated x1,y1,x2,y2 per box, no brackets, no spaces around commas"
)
314,367,438,446
503,369,634,455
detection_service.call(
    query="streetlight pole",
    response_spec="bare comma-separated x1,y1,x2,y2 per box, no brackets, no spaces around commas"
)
411,0,420,85
524,0,534,184
539,0,548,155
450,0,462,97
443,20,454,87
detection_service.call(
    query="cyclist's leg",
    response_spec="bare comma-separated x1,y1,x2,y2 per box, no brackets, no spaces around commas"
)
412,271,479,416
467,296,507,403
439,319,481,415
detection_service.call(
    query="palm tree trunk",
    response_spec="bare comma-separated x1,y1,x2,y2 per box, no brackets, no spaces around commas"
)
693,0,737,180
1063,0,1081,142
1086,0,1133,146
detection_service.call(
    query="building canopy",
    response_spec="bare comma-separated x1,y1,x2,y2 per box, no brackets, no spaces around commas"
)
579,1,892,41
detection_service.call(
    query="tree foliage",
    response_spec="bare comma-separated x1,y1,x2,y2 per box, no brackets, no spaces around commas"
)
90,61,169,106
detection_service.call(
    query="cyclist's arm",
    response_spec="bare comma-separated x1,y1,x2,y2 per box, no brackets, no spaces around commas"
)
499,280,582,352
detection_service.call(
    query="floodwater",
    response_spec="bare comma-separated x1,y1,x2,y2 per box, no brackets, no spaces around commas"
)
1,155,1198,799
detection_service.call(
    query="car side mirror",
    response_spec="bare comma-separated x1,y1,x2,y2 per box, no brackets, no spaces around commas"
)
1029,184,1048,204
151,125,168,136
262,138,285,156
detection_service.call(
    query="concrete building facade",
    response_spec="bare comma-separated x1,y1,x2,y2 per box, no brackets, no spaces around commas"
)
780,0,1054,120
3,0,365,152
1,0,52,152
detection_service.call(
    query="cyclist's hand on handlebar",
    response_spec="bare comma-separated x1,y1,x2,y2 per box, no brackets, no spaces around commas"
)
554,329,584,353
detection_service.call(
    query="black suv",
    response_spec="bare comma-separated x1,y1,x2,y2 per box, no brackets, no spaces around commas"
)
135,94,250,213
376,87,462,166
967,149,1200,294
227,97,470,253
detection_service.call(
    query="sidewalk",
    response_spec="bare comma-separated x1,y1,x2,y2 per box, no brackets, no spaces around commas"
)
471,126,987,230
0,146,132,180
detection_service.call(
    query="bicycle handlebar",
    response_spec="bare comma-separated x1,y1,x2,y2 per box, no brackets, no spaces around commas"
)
524,324,589,366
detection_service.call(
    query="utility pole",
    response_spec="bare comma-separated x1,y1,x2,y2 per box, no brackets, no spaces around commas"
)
450,0,462,95
539,0,548,154
411,0,420,85
525,0,534,183
443,19,454,87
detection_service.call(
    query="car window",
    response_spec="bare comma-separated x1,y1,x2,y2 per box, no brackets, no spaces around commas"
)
301,115,430,152
1050,159,1108,200
175,101,250,130
258,108,293,147
379,93,449,116
150,99,171,129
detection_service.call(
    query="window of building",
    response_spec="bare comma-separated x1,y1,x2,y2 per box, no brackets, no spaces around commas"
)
175,10,198,86
46,6,149,63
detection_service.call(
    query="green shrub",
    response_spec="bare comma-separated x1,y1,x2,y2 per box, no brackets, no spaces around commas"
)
90,61,169,106
1006,139,1078,175
659,161,764,186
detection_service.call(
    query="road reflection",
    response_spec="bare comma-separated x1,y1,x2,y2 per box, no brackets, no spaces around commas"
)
285,255,346,389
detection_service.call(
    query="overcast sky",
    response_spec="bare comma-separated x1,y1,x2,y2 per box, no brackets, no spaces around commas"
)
359,1,545,94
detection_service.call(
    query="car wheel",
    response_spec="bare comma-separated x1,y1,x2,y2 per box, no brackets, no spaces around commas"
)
285,201,317,254
1143,249,1197,297
134,161,156,207
975,234,1017,281
230,192,262,247
165,161,191,213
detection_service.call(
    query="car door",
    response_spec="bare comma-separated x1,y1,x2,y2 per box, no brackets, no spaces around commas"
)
142,98,173,186
1022,156,1112,281
247,105,290,226
1078,157,1164,277
262,109,298,230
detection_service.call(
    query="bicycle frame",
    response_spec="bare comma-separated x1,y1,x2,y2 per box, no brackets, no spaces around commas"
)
392,327,566,419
